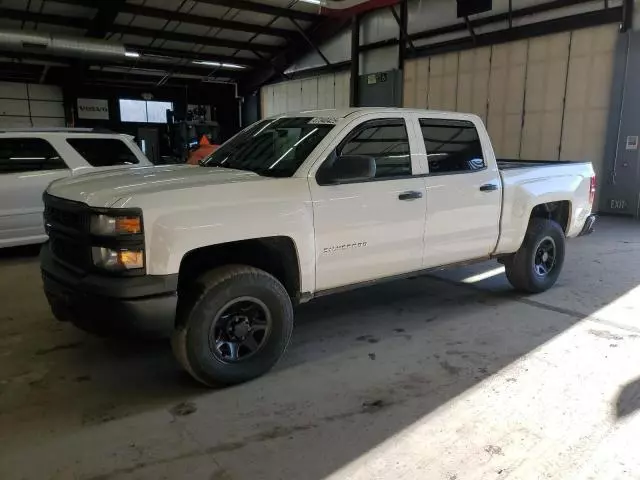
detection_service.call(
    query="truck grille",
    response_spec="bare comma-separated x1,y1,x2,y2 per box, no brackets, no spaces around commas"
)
44,205,88,233
50,238,90,270
43,194,90,271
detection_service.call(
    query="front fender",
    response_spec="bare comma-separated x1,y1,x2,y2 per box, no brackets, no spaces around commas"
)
124,179,316,294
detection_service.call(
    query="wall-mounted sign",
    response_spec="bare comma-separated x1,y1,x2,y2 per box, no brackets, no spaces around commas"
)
366,73,388,85
77,98,109,120
610,199,628,211
626,135,638,150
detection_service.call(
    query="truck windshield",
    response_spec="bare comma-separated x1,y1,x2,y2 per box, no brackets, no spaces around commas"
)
201,117,336,177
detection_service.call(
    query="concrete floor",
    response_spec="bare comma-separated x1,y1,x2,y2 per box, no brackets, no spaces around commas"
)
1,217,640,480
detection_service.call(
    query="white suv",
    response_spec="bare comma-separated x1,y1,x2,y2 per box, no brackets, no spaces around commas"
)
0,128,151,248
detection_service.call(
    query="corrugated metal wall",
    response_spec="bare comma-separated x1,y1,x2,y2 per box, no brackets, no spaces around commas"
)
403,24,617,178
261,72,351,118
0,82,65,128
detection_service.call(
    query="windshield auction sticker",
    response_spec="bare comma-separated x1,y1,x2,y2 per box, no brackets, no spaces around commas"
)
308,117,339,125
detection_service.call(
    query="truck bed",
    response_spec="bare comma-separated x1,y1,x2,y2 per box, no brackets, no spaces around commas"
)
497,159,577,170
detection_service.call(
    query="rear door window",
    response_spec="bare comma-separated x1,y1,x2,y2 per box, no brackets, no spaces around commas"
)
419,118,485,174
66,138,139,167
0,138,67,173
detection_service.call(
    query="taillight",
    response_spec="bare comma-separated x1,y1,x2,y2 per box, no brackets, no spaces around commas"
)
589,175,597,205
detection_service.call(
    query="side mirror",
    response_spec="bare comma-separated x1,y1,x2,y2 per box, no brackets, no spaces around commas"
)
318,155,376,185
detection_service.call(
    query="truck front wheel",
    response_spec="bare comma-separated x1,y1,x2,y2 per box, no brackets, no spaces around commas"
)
172,265,294,387
504,218,566,293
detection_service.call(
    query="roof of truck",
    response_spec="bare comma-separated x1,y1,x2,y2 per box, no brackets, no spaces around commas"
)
275,107,479,120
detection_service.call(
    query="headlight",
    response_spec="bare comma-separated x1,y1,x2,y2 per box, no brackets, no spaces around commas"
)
90,214,142,235
92,247,144,271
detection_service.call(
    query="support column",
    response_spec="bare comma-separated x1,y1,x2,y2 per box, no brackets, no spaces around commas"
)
350,15,360,107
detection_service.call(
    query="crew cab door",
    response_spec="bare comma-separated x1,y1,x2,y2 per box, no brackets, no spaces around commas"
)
416,115,501,267
308,115,427,291
0,137,70,246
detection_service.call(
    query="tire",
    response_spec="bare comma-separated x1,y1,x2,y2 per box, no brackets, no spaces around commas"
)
504,218,565,294
172,265,294,387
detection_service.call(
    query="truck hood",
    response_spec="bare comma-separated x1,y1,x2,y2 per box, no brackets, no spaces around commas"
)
47,164,265,207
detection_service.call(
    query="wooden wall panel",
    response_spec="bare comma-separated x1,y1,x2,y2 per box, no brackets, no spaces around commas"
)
560,24,617,184
521,32,571,160
403,24,615,164
487,40,528,158
261,72,350,118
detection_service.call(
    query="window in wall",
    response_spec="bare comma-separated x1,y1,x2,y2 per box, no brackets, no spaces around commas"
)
119,99,173,123
0,138,66,173
66,138,139,167
146,101,173,123
119,99,147,123
419,118,485,174
338,119,411,179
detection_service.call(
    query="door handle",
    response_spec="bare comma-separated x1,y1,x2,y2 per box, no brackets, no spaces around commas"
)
479,183,498,192
398,191,423,201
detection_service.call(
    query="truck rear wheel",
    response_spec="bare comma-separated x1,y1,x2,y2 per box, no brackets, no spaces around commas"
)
172,265,294,387
504,218,565,293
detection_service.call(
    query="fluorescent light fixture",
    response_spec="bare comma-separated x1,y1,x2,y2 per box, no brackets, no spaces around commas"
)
192,60,246,69
299,0,322,4
125,51,140,58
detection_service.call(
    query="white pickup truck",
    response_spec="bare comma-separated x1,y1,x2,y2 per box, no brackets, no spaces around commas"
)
40,108,596,386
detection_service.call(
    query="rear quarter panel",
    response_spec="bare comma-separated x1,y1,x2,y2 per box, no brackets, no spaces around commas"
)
115,178,316,293
495,162,594,254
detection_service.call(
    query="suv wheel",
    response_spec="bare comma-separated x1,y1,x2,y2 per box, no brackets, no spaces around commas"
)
504,218,566,293
172,265,294,386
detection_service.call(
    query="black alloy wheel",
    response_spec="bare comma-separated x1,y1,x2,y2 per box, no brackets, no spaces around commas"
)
533,236,557,277
210,297,271,362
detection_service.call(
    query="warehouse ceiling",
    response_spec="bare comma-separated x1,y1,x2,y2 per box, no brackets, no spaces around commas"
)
0,0,349,90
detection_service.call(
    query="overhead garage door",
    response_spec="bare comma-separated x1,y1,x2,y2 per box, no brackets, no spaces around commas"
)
261,71,350,118
403,23,617,176
560,24,617,182
520,32,571,161
0,82,65,128
487,40,528,158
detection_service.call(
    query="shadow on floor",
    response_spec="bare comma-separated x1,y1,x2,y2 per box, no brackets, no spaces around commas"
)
0,243,41,260
616,377,640,418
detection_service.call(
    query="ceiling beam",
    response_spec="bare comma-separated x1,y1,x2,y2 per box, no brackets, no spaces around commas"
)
133,47,262,68
0,49,245,79
49,0,320,22
0,7,282,54
0,8,262,68
0,7,87,29
86,0,126,39
0,61,44,82
109,25,281,53
119,4,298,39
193,0,320,22
240,18,350,95
45,67,214,87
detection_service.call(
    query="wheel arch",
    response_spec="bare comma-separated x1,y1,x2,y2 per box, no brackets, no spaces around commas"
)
178,235,300,293
529,200,572,234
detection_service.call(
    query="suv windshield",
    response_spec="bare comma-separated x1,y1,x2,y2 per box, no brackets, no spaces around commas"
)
201,117,336,177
